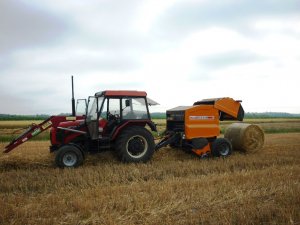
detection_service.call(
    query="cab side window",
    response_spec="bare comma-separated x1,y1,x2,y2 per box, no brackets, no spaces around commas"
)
108,98,120,118
122,98,149,119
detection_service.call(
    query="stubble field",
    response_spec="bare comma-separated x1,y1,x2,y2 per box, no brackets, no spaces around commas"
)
0,119,299,225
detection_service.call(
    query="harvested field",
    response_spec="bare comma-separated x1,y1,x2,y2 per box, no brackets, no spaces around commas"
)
0,120,44,129
0,133,300,225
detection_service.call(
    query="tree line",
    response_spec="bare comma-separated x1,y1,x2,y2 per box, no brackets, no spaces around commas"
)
1,112,300,120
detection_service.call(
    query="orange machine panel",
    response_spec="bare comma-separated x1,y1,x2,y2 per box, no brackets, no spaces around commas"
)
214,98,241,118
184,105,220,139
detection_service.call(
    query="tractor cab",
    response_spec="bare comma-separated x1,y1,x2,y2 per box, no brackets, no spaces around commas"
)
84,90,158,141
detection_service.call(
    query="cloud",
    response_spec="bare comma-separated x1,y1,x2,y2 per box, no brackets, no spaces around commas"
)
198,51,266,70
0,0,71,74
0,0,299,114
155,0,300,36
5,47,141,74
0,91,31,114
0,0,69,53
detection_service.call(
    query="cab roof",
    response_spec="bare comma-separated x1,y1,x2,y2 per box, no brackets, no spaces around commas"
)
95,90,159,106
95,90,147,97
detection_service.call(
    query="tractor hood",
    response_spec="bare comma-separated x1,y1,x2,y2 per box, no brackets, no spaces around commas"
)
58,119,85,128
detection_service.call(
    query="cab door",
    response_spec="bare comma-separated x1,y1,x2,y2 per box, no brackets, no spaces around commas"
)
86,96,99,140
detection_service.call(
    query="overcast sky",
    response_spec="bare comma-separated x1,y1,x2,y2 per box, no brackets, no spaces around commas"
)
0,0,299,115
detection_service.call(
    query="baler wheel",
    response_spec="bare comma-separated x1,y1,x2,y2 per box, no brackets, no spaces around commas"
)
55,144,84,168
211,138,232,157
115,126,155,163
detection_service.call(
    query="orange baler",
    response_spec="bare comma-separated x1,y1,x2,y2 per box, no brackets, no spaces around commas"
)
156,98,244,157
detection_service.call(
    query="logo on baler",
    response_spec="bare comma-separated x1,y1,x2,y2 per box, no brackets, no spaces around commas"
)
189,116,215,120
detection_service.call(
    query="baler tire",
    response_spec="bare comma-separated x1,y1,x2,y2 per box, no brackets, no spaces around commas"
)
55,145,84,168
115,126,155,163
211,138,232,157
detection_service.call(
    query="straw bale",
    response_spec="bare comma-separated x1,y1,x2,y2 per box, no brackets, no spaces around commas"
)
224,123,264,153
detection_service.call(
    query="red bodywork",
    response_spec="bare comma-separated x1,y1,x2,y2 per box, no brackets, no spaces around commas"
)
50,119,108,146
111,120,154,140
50,119,85,146
103,90,147,97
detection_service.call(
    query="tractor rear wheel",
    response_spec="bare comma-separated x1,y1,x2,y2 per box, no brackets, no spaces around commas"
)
211,138,232,157
115,126,155,163
55,144,84,168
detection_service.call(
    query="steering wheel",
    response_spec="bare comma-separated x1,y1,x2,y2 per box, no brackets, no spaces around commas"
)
108,112,119,121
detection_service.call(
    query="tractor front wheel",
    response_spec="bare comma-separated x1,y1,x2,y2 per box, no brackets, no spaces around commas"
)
211,138,232,157
115,126,155,163
55,144,84,168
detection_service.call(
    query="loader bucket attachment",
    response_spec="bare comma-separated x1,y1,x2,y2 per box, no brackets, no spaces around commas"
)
3,117,54,153
3,115,85,153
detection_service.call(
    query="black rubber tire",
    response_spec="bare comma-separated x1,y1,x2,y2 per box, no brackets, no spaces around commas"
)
211,138,232,157
115,126,155,163
55,144,84,168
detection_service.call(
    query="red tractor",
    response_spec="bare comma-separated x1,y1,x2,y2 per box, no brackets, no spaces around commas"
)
4,90,158,168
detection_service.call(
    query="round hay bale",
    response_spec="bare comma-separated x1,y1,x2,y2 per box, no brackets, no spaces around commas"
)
224,123,264,153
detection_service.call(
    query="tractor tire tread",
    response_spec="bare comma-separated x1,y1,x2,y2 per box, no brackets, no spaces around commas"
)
55,144,84,168
115,126,155,163
211,138,232,157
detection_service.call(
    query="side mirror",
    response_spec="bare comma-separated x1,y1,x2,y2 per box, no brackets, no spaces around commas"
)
125,99,130,107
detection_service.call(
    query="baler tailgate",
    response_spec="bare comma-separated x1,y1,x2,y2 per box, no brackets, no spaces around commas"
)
3,117,54,153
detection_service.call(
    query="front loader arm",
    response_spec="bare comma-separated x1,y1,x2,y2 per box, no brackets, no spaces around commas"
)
3,116,54,153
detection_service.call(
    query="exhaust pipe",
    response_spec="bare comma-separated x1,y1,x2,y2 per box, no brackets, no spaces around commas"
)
71,75,76,116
